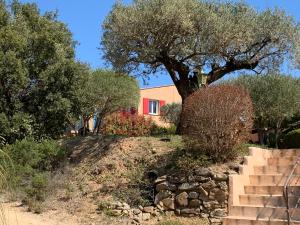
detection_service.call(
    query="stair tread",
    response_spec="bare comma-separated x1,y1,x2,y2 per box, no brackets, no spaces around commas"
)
226,216,300,222
239,194,300,197
232,204,300,209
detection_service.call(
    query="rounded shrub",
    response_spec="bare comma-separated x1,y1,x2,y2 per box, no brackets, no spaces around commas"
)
282,129,300,148
181,85,253,162
102,112,153,137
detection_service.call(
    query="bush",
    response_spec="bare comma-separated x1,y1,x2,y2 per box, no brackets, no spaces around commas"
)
4,138,67,175
160,103,182,126
23,172,49,213
181,85,253,163
102,112,153,137
2,138,67,208
150,124,177,136
281,129,300,148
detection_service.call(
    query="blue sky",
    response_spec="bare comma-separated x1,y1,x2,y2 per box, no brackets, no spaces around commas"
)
20,0,300,87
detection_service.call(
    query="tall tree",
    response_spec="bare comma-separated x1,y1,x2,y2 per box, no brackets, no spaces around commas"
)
102,0,300,101
233,74,300,147
77,70,140,135
0,1,85,142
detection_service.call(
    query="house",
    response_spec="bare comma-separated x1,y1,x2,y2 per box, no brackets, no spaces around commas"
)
138,85,181,126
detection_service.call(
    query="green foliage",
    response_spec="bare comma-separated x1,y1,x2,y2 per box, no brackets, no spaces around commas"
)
0,1,86,141
166,149,212,173
77,70,140,134
4,138,67,174
181,85,253,163
102,0,300,100
102,112,153,137
3,138,67,208
160,103,182,126
24,173,48,213
150,124,177,136
232,74,300,146
281,129,300,148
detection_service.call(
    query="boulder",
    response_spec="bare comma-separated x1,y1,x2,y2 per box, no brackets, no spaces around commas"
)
175,192,189,207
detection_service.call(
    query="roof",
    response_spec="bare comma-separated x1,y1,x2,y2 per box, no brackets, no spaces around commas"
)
140,84,175,90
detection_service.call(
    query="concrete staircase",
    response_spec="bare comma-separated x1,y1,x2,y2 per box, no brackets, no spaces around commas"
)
224,148,300,225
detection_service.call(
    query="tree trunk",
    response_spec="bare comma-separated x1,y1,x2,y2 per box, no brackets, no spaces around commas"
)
274,121,282,149
96,117,103,134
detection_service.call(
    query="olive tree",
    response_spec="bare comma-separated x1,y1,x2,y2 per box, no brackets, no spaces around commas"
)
233,74,300,147
77,70,140,135
0,1,85,141
102,0,300,102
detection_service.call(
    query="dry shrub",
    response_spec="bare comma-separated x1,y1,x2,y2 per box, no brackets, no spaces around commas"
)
102,112,153,137
181,85,253,162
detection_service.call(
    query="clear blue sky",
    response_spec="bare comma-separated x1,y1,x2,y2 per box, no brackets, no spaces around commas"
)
20,0,300,87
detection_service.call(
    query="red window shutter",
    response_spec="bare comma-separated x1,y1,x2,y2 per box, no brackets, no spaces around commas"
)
143,98,149,114
159,100,166,114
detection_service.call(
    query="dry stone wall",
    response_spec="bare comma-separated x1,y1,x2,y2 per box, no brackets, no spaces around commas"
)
154,167,231,224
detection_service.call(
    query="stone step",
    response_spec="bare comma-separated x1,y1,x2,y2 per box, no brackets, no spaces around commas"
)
223,216,300,225
244,185,300,195
249,175,300,186
268,156,300,166
239,194,300,207
269,150,300,157
230,205,300,220
254,166,300,175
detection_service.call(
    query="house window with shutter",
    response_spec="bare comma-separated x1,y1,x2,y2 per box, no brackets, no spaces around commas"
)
143,98,166,115
149,100,159,115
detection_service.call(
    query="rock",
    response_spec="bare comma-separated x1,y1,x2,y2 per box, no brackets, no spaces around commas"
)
175,209,181,215
154,190,172,204
200,213,209,218
214,173,228,181
161,198,175,210
142,212,151,221
188,192,199,199
218,182,228,191
123,203,131,210
195,168,213,177
155,175,167,184
203,200,219,210
111,209,122,216
178,182,199,191
168,175,187,184
133,214,142,223
133,209,142,215
143,206,154,214
189,199,201,208
214,189,228,203
180,208,200,215
198,186,209,200
156,203,164,211
210,208,227,218
201,180,217,190
156,181,169,192
175,192,189,207
169,184,177,191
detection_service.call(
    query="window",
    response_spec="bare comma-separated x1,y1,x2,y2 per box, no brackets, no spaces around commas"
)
149,100,159,115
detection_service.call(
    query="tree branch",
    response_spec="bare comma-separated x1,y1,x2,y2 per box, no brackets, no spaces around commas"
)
207,59,259,84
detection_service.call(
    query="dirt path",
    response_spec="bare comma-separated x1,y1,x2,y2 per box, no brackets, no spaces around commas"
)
0,202,81,225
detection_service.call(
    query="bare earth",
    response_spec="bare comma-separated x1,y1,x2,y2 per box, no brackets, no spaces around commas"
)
1,202,80,225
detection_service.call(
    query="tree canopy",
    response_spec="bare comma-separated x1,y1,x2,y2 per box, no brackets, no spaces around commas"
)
233,74,300,146
77,70,140,134
102,0,300,100
0,1,85,142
